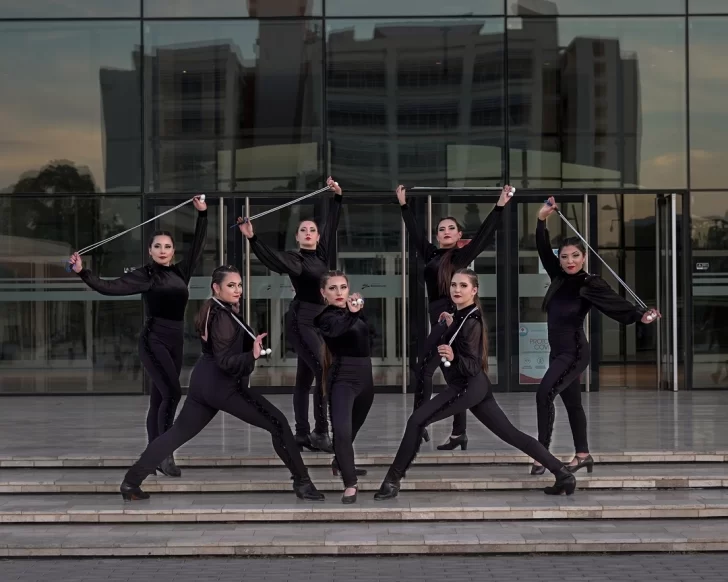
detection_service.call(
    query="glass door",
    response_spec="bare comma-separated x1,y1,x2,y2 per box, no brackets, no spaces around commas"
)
144,195,233,389
241,193,407,390
509,191,682,393
655,193,681,391
511,194,588,391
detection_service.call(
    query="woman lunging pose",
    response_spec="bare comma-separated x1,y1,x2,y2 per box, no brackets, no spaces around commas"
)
119,266,325,502
374,269,576,500
531,197,660,475
238,178,343,454
397,184,513,450
314,271,374,504
69,196,208,478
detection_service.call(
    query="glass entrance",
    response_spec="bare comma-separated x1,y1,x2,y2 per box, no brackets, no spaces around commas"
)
511,192,682,392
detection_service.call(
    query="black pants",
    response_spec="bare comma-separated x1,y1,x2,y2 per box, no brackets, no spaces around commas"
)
413,308,466,436
124,355,309,487
329,357,375,488
392,371,564,477
138,318,184,443
286,300,328,435
536,335,591,454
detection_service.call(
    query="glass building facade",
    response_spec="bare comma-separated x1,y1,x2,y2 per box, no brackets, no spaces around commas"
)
1,0,726,394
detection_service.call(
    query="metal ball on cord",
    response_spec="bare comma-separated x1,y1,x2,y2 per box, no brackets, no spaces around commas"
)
199,194,205,202
442,357,451,368
352,298,364,306
508,187,516,197
646,312,655,322
264,348,272,356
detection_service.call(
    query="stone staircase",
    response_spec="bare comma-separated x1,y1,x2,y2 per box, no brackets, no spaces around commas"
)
1,451,728,556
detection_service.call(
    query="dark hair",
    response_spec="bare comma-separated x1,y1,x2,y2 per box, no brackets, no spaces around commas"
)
319,270,349,395
558,237,586,255
194,265,241,336
436,216,464,296
452,268,489,373
542,238,587,311
148,230,175,248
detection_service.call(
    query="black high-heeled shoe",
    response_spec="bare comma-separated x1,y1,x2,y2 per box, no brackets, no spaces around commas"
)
292,476,325,501
295,433,318,452
309,431,334,454
436,433,468,451
543,468,577,496
530,464,546,475
342,486,358,504
566,454,594,474
421,429,430,444
332,459,367,477
120,481,150,502
156,456,181,478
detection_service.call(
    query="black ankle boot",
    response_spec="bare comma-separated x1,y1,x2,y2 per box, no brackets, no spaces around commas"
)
156,456,181,478
295,433,318,452
332,459,367,477
374,471,401,501
543,467,577,496
436,433,468,451
309,431,334,454
292,476,325,501
120,481,150,502
374,480,400,501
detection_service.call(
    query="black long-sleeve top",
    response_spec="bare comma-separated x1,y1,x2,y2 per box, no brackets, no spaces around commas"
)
201,300,256,379
248,194,342,304
76,211,208,321
440,305,485,386
314,305,371,358
400,203,503,305
536,219,645,351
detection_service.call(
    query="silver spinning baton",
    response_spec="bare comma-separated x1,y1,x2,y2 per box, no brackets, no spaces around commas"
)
66,195,205,271
441,306,479,368
231,185,332,228
546,200,653,319
212,297,272,356
410,186,516,197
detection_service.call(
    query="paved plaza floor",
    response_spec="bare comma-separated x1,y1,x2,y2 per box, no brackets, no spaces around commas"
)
1,391,725,459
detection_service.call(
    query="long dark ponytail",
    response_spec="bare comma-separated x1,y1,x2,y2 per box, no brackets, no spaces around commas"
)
541,237,588,311
194,265,240,337
436,216,464,296
453,268,489,373
319,270,348,395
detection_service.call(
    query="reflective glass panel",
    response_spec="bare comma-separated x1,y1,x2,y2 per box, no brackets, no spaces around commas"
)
144,20,324,193
0,22,142,193
689,18,728,189
507,17,686,189
327,19,505,190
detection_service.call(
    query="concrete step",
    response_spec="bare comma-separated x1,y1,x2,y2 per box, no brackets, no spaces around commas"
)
1,464,727,494
2,519,728,557
2,450,726,469
2,490,728,524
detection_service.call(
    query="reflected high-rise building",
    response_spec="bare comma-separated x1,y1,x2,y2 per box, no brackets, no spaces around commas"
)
561,38,641,186
325,6,640,189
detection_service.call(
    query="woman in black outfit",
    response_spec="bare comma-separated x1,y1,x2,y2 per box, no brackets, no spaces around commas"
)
531,197,660,475
397,184,513,450
314,271,374,504
238,178,342,454
69,196,208,478
374,268,576,501
119,266,325,502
